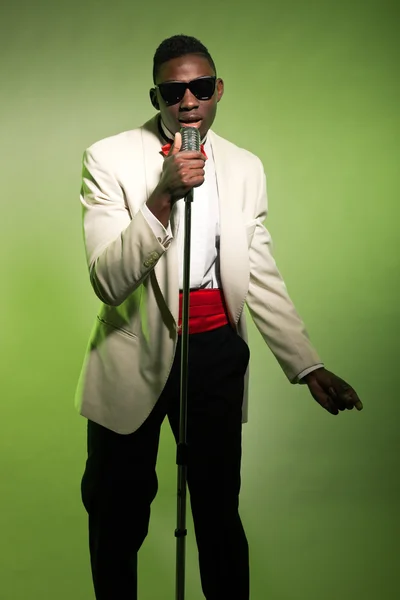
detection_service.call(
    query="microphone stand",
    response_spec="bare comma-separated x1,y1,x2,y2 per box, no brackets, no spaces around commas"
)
175,185,193,600
174,126,200,600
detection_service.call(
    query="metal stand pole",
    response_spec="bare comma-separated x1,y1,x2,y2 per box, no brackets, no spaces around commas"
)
175,188,193,600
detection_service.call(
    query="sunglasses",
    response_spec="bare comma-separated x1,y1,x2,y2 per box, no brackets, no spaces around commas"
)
156,76,217,106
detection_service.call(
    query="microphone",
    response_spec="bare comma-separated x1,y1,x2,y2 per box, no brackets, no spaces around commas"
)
180,127,201,202
180,126,201,152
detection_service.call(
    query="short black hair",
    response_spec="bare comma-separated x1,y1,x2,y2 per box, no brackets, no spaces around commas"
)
153,35,216,83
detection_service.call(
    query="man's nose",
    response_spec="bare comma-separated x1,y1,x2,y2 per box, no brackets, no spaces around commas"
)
180,88,199,109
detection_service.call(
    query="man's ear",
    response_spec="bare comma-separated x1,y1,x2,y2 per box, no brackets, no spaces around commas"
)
216,78,224,103
150,88,160,110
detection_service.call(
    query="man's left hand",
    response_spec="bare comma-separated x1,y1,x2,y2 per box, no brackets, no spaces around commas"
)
303,368,363,415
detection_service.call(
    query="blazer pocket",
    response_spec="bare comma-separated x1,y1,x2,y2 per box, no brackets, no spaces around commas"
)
96,315,138,340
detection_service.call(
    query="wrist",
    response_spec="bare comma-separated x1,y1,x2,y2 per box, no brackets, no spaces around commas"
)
146,185,172,228
302,367,324,384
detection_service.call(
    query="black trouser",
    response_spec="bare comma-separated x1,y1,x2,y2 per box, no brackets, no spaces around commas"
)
81,324,250,600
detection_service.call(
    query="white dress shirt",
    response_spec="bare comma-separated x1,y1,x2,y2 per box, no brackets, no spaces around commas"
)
142,122,220,290
140,120,323,383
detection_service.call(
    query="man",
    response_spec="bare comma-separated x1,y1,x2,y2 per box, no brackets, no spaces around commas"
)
76,35,363,600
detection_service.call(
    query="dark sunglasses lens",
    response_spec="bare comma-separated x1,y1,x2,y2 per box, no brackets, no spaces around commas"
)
158,77,216,106
158,82,186,106
190,77,216,100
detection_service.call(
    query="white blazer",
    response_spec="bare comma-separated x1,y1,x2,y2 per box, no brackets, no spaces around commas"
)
75,116,321,434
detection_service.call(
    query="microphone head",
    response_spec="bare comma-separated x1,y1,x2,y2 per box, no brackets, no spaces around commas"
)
180,126,201,152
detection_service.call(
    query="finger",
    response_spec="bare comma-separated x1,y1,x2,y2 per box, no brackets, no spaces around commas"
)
176,159,206,169
190,177,206,188
178,167,206,182
176,152,206,163
309,381,339,415
182,172,204,188
185,170,206,180
328,387,348,411
345,392,363,411
169,132,182,155
337,385,363,411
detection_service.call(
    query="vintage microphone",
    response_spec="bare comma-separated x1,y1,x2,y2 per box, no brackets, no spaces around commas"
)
175,125,201,600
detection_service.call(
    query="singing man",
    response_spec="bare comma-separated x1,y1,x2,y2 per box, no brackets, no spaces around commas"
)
76,34,363,600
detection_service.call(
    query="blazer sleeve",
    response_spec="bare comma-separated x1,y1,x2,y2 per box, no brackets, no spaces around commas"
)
245,158,323,382
80,145,167,306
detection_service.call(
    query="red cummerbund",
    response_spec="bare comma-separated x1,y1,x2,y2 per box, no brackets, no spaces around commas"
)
178,289,229,335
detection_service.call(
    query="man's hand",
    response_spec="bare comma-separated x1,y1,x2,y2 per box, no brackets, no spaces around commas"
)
146,132,206,227
161,131,206,200
303,367,363,415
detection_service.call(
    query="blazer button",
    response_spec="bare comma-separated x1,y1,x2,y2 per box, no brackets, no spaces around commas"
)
144,251,160,268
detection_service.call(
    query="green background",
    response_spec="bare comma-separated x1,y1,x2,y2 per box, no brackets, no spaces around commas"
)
1,0,399,598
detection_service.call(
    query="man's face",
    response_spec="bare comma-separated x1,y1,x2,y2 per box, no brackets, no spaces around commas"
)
152,54,224,139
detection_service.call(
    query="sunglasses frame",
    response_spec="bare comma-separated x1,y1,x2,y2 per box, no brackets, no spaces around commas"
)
155,75,217,106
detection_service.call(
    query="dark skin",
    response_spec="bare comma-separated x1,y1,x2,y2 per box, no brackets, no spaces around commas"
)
147,54,222,226
147,54,363,417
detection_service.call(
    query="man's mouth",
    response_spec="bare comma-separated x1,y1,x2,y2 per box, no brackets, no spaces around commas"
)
179,116,202,126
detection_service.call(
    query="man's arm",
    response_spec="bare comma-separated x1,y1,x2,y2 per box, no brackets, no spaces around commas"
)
80,146,168,306
245,157,363,414
245,158,323,383
80,133,205,306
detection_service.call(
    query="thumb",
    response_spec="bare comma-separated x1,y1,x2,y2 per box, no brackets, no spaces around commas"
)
169,132,182,155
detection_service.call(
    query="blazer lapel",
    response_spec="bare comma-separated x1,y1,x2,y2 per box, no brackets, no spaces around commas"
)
209,131,250,325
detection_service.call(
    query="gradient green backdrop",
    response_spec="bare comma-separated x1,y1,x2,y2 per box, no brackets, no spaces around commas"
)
1,0,399,598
